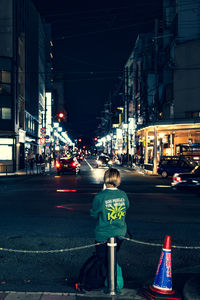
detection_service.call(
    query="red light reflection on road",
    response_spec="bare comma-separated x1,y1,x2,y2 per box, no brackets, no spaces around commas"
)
56,189,77,192
56,203,90,211
56,205,74,211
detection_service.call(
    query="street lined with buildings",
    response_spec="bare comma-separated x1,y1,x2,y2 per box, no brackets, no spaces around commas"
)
0,1,200,299
0,159,199,298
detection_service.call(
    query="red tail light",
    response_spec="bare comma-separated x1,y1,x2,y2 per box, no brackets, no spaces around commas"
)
174,176,181,182
71,162,76,167
56,162,61,168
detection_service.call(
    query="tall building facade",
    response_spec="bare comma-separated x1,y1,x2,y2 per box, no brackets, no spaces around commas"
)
0,0,26,172
125,0,200,173
0,0,53,172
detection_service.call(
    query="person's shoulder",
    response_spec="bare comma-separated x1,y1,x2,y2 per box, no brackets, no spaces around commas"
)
117,189,128,197
94,190,105,198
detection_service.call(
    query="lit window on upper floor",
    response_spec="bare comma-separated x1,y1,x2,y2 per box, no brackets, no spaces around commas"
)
0,107,11,119
0,71,11,83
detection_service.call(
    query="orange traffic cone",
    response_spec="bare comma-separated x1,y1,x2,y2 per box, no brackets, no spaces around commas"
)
142,236,182,300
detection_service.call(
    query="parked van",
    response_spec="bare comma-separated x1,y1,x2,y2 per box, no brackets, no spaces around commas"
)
157,156,197,178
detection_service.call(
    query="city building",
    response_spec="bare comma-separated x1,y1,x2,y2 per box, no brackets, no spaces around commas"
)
130,0,200,173
0,0,54,172
96,0,200,173
0,0,27,172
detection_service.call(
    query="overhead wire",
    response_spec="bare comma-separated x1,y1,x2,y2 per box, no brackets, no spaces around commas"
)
53,19,160,40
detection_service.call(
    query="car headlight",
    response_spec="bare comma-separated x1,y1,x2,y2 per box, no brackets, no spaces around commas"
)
97,160,102,165
108,160,113,165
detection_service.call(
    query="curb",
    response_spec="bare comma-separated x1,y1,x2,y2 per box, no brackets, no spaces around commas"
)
0,289,145,299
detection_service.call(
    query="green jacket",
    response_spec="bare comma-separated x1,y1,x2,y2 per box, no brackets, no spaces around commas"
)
90,188,129,242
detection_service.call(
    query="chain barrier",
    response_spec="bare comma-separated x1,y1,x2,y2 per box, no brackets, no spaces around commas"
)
0,242,105,254
121,236,200,250
0,236,199,254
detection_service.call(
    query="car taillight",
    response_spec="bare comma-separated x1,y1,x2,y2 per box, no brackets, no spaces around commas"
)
174,176,182,182
56,162,61,168
71,162,76,167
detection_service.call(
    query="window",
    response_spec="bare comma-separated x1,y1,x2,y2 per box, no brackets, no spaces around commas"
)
185,111,200,118
178,160,187,168
0,70,11,95
0,108,11,119
0,145,12,160
0,84,11,94
0,71,11,83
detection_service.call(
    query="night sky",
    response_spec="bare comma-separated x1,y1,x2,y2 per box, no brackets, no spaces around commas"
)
33,0,162,141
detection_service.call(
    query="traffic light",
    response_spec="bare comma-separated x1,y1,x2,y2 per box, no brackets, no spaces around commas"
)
58,112,64,119
94,137,98,141
57,112,65,123
78,138,82,142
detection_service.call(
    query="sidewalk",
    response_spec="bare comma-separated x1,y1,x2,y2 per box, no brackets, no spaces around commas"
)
0,163,54,177
0,288,144,299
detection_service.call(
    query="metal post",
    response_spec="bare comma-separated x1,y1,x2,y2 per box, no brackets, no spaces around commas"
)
107,237,117,295
126,67,129,165
153,127,158,174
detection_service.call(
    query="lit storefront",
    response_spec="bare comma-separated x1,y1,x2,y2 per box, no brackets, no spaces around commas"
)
137,122,200,174
0,138,15,172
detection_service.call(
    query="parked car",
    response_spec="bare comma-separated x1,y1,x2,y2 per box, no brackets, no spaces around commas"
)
171,165,200,190
56,157,80,175
96,154,113,168
157,156,197,178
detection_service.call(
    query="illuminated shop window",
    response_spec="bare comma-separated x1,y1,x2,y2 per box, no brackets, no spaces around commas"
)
0,145,12,160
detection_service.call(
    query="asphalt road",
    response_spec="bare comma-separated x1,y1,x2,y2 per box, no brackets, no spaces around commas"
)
0,158,200,296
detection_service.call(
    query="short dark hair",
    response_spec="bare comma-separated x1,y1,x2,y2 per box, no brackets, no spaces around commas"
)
104,168,121,187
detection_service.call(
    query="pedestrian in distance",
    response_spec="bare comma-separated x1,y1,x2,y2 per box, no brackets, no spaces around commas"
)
76,168,129,292
29,157,34,174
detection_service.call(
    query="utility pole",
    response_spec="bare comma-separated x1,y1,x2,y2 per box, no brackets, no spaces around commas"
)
154,18,159,120
125,67,129,164
44,96,47,158
153,19,159,174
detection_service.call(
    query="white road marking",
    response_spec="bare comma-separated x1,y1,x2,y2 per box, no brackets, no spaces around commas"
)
155,185,171,188
137,171,146,175
85,159,94,170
